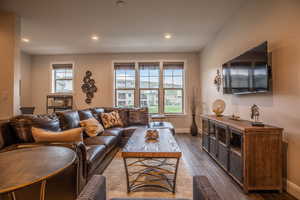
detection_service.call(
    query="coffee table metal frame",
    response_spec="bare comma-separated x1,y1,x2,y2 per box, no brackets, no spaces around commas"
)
123,156,180,193
122,128,181,193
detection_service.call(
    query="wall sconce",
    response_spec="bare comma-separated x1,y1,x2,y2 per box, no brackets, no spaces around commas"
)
214,69,222,92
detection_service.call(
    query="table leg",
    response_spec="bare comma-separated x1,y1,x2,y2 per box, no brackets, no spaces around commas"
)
10,192,16,200
123,158,130,193
39,180,47,200
172,158,180,193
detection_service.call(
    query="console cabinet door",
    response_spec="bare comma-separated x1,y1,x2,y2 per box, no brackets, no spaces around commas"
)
215,123,229,169
202,119,209,134
209,137,218,158
218,143,229,170
229,129,244,183
202,133,210,152
229,151,243,182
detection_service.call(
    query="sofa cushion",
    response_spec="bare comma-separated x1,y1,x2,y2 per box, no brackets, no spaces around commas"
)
86,145,106,173
80,118,104,137
10,114,61,143
90,108,105,123
84,135,118,148
78,109,94,120
32,127,83,143
128,108,149,125
100,111,123,129
122,125,147,138
56,110,80,130
102,127,123,138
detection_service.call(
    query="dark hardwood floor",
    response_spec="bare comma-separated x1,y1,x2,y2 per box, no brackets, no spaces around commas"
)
175,133,297,200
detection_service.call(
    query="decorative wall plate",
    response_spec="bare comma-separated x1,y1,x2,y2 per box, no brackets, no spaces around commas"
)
82,70,97,104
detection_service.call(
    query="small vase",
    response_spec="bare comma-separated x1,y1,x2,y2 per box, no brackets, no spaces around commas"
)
190,114,198,136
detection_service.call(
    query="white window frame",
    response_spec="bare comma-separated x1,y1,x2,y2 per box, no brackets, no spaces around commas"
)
50,62,75,94
113,62,136,108
162,62,185,115
112,60,186,115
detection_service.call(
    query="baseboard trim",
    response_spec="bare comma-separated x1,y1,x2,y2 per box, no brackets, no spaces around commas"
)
175,128,202,134
175,128,190,133
286,179,300,199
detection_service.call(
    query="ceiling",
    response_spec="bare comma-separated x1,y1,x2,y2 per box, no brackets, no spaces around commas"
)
1,0,245,55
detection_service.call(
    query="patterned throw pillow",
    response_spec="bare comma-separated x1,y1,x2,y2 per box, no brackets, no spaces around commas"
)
32,127,83,143
128,108,149,125
100,111,124,129
80,117,104,137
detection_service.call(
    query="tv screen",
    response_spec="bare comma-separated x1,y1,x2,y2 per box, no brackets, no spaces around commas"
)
222,41,271,94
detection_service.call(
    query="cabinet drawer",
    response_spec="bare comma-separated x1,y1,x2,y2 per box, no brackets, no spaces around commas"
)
218,143,229,170
229,151,243,182
202,134,210,151
209,137,217,158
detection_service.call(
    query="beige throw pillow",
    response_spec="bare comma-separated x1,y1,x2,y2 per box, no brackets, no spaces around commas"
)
32,127,83,143
80,117,104,137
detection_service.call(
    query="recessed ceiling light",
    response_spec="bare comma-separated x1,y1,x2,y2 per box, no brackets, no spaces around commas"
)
164,33,172,39
116,0,126,7
21,38,30,43
91,35,99,41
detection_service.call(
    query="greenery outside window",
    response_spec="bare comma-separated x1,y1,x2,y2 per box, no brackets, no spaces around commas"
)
114,61,184,114
163,62,184,114
139,62,160,113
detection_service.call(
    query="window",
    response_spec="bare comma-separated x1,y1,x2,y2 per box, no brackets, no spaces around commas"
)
52,63,73,93
139,62,160,113
114,63,135,108
163,62,184,114
113,61,184,114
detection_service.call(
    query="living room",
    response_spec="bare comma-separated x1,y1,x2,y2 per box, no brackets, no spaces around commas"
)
0,0,300,200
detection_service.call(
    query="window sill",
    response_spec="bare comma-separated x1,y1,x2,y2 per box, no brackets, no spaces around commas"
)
165,113,187,117
49,92,74,95
150,113,187,118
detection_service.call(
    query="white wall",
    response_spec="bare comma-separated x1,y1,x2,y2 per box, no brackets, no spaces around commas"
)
0,11,21,119
20,51,32,106
199,0,300,197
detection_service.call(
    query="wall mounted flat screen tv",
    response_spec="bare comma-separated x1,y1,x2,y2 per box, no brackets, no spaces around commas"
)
222,41,271,94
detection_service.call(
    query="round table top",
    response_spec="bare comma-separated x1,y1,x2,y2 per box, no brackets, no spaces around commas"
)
0,146,76,194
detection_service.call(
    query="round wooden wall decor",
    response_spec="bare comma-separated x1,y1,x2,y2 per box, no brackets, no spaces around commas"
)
81,70,97,104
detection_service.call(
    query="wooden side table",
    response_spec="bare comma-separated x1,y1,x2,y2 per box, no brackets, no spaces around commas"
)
0,146,77,200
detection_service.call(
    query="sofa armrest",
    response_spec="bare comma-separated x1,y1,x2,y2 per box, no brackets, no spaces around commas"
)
76,175,106,200
193,176,221,200
0,141,88,194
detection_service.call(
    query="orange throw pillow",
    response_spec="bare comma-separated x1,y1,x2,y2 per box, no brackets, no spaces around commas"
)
100,111,124,129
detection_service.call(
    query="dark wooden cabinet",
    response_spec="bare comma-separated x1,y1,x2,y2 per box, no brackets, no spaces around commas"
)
201,115,283,193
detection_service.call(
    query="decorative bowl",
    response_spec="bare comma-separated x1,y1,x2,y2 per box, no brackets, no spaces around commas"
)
145,129,159,141
212,99,226,117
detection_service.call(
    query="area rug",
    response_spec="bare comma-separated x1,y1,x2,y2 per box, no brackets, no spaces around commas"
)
103,151,192,199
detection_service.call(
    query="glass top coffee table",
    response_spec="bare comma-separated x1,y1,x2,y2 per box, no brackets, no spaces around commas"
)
122,127,181,193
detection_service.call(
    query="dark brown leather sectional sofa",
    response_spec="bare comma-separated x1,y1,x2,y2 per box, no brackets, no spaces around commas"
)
0,107,171,200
